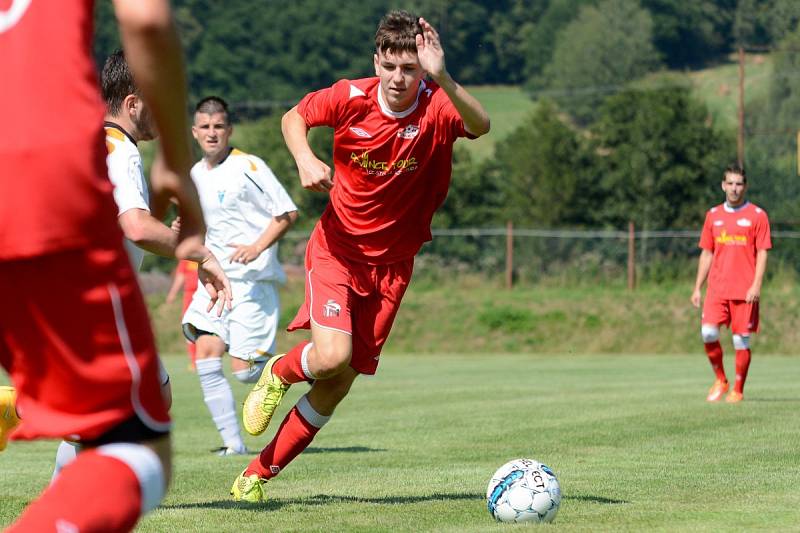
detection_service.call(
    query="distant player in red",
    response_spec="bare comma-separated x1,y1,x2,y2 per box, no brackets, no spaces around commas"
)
0,0,230,530
231,10,490,502
167,259,200,368
691,165,771,403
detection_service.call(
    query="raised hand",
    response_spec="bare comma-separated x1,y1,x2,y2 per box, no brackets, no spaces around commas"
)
416,17,446,80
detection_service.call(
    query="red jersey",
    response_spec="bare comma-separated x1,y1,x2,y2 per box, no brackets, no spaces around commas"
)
0,0,121,260
296,77,469,264
699,202,771,300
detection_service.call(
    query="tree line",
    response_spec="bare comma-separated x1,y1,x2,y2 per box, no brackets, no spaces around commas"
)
95,0,800,259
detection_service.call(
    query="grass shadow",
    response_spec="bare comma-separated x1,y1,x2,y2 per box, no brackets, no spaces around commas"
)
565,494,628,504
165,491,628,512
164,492,482,512
303,446,387,454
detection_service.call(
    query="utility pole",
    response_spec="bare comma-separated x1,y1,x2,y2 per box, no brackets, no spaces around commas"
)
737,47,745,167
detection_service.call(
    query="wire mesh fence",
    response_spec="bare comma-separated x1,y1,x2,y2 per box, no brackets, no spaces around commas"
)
277,226,800,287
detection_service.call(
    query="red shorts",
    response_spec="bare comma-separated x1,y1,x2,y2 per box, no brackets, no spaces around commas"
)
702,292,760,334
288,228,413,375
0,245,170,442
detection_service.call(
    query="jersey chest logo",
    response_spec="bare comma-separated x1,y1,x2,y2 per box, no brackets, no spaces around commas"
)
349,127,371,138
217,191,226,204
397,124,420,139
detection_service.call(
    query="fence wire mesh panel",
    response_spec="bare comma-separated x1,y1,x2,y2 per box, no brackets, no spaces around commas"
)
278,228,800,287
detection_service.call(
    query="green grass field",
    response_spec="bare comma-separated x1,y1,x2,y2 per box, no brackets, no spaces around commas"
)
2,353,799,531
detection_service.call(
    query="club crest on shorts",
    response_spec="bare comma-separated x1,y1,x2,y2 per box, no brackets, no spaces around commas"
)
323,299,341,318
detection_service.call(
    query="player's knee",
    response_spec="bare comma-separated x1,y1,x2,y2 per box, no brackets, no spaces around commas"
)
312,343,352,379
732,334,750,350
700,325,720,343
232,357,267,383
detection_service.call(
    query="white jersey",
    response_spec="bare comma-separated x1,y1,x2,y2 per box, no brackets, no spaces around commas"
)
191,148,297,282
105,124,149,271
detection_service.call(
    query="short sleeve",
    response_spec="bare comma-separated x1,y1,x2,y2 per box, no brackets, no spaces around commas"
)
698,211,714,250
107,151,149,216
755,210,772,250
296,79,350,128
246,159,298,217
430,86,469,144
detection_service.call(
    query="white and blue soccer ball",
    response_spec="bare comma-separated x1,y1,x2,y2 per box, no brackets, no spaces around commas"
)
486,458,561,523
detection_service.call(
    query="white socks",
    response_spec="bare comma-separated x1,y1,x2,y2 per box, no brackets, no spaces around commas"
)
195,358,245,453
51,440,82,482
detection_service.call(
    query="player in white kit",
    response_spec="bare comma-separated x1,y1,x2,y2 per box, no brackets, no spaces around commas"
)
182,96,298,455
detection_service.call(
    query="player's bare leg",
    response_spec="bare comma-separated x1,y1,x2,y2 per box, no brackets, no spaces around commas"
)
243,326,352,436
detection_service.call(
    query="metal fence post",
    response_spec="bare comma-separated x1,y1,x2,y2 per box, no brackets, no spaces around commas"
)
506,220,513,289
628,221,636,290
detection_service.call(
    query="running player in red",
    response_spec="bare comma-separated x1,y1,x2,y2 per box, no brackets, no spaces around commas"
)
232,10,490,502
691,165,771,404
0,1,230,530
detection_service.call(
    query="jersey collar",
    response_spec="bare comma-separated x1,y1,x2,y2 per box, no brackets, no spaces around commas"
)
377,79,426,119
103,121,137,146
723,200,749,213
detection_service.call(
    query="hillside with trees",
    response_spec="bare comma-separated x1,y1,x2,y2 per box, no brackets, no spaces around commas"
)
95,1,800,274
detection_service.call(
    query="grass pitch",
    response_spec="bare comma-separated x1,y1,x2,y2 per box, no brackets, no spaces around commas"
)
2,353,799,532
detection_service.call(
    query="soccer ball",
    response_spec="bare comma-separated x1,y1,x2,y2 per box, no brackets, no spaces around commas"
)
486,458,561,523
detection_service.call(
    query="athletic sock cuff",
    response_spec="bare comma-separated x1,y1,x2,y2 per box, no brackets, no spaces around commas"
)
295,394,330,429
97,443,165,514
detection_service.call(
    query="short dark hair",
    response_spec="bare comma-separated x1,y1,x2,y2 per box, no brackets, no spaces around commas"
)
724,163,747,183
375,10,422,55
101,49,137,116
194,96,230,123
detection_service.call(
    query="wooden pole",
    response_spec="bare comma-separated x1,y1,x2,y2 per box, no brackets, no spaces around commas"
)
505,220,513,289
737,47,745,167
627,221,635,290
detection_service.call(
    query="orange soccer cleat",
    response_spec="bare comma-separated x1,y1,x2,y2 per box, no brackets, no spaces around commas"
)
725,390,743,403
706,379,729,402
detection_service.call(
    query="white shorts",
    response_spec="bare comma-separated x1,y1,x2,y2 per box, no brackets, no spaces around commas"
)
182,280,279,360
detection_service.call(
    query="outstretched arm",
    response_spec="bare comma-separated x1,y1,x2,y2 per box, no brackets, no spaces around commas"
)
416,17,490,137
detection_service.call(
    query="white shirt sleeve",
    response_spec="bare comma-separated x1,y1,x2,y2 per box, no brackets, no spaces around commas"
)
107,146,150,216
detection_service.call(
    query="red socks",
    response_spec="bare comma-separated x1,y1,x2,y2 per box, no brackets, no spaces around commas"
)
704,341,726,382
8,450,144,532
245,406,318,480
273,341,312,384
733,349,752,394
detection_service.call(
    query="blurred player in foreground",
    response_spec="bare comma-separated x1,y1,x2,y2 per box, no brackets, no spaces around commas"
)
182,96,298,456
231,10,490,502
691,165,771,403
167,259,200,369
0,1,230,530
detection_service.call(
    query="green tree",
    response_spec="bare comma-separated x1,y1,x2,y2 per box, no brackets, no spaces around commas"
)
491,101,597,228
591,87,731,230
734,0,800,46
536,0,662,124
642,0,736,68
